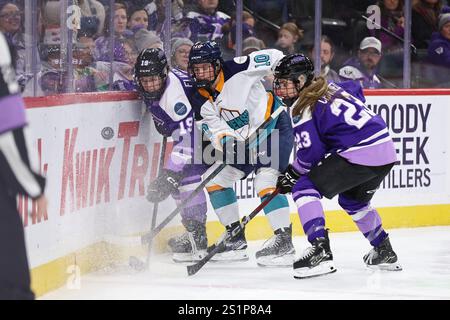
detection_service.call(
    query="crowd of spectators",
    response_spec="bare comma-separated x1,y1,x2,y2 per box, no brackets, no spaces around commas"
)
1,0,450,96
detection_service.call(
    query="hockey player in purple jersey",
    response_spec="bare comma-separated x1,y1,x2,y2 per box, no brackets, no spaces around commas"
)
134,48,210,263
273,53,402,279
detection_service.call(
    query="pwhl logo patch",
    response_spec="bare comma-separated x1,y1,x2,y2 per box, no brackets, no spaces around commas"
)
174,102,188,116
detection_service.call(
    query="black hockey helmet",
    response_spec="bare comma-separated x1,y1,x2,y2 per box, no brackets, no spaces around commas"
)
273,53,315,91
134,48,169,101
187,40,223,89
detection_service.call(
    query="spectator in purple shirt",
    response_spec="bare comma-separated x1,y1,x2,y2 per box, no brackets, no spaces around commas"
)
94,3,128,62
427,8,450,68
185,0,230,42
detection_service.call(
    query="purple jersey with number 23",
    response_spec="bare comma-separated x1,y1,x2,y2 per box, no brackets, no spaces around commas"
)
291,81,397,175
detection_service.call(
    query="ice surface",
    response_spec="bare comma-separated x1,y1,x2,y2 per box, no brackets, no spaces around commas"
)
41,226,450,300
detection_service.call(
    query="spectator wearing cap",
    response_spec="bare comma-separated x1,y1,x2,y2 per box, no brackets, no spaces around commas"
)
275,22,303,55
310,35,340,83
185,0,230,42
427,7,450,68
171,37,193,71
339,37,383,89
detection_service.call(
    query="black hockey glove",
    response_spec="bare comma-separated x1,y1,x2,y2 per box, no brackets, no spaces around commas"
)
146,169,184,203
151,116,172,137
276,165,301,194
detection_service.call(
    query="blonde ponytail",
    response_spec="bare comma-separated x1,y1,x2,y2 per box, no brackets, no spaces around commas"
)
292,77,331,117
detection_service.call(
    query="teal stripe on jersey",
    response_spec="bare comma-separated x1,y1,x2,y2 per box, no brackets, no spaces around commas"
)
248,91,282,150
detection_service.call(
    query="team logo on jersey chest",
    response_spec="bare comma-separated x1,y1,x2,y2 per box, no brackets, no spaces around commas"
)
224,109,249,130
220,108,250,139
174,102,188,115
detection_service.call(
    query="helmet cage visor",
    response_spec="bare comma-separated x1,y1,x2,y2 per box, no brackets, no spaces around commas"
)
188,60,221,89
273,72,309,98
135,66,168,101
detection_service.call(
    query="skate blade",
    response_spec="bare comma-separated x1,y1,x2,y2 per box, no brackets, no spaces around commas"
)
256,253,295,268
172,251,207,264
366,262,402,271
293,261,337,279
211,250,249,263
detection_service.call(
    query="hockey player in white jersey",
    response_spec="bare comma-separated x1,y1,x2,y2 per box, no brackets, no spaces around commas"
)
187,41,296,266
135,48,210,263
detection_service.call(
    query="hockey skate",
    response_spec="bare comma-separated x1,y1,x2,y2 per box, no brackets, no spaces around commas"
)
168,219,207,263
211,221,249,262
363,236,402,271
256,225,295,267
293,230,336,279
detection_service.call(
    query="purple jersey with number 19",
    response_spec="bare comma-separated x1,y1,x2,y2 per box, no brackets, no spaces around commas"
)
291,81,397,175
144,68,200,173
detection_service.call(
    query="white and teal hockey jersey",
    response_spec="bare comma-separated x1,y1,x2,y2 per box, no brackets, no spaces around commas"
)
189,49,285,151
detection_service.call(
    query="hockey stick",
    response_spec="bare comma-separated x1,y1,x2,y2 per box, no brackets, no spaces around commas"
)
187,188,281,276
130,106,285,271
129,163,227,271
129,136,167,270
140,105,285,245
144,136,167,267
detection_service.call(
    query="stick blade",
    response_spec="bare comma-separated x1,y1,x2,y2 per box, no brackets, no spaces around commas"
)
187,263,203,276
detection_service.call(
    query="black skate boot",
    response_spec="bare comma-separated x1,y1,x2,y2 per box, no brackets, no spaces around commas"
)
256,225,295,267
211,221,249,262
293,230,336,279
168,219,207,263
363,236,402,271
